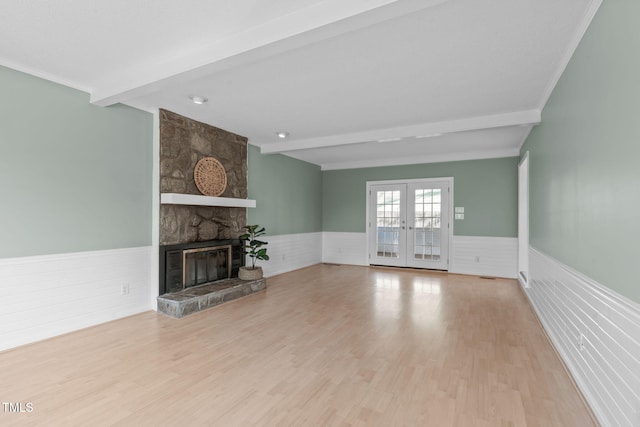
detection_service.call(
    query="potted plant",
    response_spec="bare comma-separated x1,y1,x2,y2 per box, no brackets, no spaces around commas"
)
238,225,269,280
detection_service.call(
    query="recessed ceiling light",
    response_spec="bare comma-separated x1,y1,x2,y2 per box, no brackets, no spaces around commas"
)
276,131,290,139
189,95,208,105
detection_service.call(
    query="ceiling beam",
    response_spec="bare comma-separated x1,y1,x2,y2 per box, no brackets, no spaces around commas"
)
260,110,541,154
90,0,450,106
319,147,522,171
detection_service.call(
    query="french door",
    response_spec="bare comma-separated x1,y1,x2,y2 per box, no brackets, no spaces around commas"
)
368,179,451,270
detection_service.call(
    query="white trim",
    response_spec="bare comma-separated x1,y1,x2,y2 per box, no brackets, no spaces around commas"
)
365,176,453,186
320,148,520,171
161,193,256,208
516,125,535,150
517,151,529,287
537,0,603,109
150,109,160,309
261,110,541,154
525,247,640,427
0,57,92,94
365,177,454,270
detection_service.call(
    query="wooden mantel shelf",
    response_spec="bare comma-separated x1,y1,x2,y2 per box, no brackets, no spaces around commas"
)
160,193,256,208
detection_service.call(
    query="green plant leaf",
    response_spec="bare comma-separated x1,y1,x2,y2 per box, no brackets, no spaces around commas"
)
240,224,269,265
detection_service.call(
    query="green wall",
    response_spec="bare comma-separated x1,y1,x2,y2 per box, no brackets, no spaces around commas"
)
248,145,322,235
521,1,640,303
322,157,518,237
0,66,153,258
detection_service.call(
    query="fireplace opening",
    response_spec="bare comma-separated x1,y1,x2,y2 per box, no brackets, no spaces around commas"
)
159,239,244,295
183,245,232,288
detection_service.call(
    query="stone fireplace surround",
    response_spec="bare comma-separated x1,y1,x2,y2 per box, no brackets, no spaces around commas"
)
158,110,265,316
159,109,248,246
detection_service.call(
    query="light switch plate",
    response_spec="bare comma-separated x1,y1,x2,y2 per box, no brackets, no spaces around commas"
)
455,207,465,213
455,213,464,220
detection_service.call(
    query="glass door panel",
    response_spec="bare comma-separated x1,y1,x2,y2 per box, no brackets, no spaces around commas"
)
369,185,406,267
369,180,449,270
407,182,448,269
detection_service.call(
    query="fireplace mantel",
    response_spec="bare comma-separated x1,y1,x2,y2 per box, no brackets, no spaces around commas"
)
161,193,256,208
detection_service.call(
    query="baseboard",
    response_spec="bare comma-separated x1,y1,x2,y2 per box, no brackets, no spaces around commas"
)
524,247,640,427
0,246,153,352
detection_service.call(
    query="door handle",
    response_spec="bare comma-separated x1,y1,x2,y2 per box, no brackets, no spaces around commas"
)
408,226,413,230
401,226,406,230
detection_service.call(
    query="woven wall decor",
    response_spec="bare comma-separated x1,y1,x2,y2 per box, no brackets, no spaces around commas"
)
194,157,227,197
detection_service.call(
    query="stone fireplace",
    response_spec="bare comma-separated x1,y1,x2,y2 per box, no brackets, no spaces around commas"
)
159,109,248,247
158,109,254,302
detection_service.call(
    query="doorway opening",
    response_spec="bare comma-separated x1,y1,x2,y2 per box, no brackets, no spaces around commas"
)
366,178,453,270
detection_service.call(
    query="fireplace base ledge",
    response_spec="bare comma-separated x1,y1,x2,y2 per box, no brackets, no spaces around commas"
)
157,278,266,318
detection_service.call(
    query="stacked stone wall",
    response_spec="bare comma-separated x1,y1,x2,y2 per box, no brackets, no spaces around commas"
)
159,109,248,245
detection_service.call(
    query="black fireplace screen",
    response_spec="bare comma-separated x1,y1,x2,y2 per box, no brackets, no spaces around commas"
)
183,245,232,288
160,239,244,295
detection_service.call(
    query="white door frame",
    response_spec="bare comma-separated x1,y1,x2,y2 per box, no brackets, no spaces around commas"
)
518,152,530,288
366,177,454,270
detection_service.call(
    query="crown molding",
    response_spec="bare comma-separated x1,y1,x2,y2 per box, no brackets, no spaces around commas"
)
537,0,603,109
0,57,91,94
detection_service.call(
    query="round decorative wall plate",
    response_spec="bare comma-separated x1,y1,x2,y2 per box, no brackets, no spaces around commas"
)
194,157,227,197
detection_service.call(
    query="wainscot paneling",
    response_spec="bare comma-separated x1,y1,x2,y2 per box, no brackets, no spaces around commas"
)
322,232,368,266
259,233,323,278
450,236,517,278
0,246,153,352
526,247,640,427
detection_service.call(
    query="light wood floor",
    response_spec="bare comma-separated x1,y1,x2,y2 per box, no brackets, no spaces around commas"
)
1,264,596,426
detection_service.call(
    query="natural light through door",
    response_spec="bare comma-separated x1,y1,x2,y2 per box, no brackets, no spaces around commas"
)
411,187,442,261
368,179,451,270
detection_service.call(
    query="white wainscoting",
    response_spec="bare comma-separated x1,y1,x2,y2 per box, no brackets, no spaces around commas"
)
260,232,323,278
0,246,153,352
321,233,517,277
322,232,368,266
526,247,640,427
450,236,517,278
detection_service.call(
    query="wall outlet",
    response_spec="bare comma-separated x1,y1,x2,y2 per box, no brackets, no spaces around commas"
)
121,283,130,295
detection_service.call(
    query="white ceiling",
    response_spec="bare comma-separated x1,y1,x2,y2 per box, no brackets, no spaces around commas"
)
0,0,600,170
